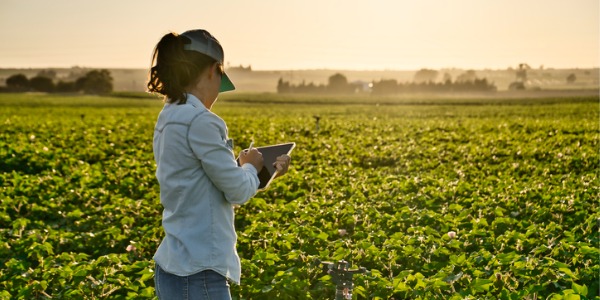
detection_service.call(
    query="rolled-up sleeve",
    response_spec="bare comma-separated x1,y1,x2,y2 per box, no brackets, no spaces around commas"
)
187,113,259,204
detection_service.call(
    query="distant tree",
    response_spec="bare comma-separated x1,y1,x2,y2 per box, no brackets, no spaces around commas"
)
371,79,398,95
79,69,113,95
6,74,29,91
277,78,290,93
456,70,477,82
566,73,576,84
473,78,497,92
67,67,87,81
75,76,87,91
413,69,438,83
56,80,78,93
29,76,55,92
37,69,57,80
442,73,452,83
328,73,350,93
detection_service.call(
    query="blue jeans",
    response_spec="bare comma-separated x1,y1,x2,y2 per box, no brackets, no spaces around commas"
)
154,263,232,300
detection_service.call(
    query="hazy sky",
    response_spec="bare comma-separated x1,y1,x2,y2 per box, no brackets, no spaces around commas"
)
1,0,598,70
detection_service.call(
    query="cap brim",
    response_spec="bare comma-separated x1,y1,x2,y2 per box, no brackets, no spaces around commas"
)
219,72,235,92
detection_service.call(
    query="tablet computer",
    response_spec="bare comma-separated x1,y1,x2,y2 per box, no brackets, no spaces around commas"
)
238,142,295,191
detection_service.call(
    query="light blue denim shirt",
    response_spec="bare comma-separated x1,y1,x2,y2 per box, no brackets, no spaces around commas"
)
152,94,259,284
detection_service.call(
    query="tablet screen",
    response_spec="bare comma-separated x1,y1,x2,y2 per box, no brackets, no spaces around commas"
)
238,142,295,190
255,142,295,190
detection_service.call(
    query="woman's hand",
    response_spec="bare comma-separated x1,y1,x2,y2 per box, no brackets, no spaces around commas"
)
239,148,264,173
273,154,291,178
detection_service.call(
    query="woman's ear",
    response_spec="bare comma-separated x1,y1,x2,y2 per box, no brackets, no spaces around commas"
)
207,62,219,80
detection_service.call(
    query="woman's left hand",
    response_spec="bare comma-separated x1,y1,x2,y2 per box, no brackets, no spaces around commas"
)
273,154,291,178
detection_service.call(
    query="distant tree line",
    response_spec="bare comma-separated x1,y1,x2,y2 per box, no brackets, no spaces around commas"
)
2,69,113,95
277,73,359,94
371,78,497,95
277,69,497,95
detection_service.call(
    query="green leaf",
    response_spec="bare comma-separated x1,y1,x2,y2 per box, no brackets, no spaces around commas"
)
73,269,88,278
316,232,329,241
370,269,382,277
471,278,494,292
261,285,274,293
443,271,463,283
432,279,450,288
392,277,408,292
564,293,580,300
449,204,464,211
414,278,426,289
558,267,578,279
579,245,599,256
140,272,153,282
497,252,520,265
571,282,588,295
354,285,367,297
0,291,12,298
494,206,505,216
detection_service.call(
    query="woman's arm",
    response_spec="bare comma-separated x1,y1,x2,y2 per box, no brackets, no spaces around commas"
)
187,113,260,204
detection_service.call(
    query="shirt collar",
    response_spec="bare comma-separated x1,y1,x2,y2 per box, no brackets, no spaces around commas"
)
184,93,206,109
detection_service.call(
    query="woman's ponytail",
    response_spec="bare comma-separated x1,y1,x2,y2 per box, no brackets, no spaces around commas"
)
147,32,214,104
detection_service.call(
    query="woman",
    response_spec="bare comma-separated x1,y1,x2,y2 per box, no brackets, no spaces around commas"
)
147,29,291,300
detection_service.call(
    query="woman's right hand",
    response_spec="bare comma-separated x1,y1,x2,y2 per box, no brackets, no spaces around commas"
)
239,148,264,173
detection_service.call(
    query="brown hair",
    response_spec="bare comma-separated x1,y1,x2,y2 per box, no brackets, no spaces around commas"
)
147,32,216,104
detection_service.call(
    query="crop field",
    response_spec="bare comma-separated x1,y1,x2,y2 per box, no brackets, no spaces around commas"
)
0,92,598,299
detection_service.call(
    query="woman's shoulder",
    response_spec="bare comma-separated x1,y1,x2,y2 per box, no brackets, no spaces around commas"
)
189,108,225,127
159,103,220,124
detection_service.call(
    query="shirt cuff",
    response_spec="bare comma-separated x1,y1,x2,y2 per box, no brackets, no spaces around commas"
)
241,163,258,174
241,163,260,190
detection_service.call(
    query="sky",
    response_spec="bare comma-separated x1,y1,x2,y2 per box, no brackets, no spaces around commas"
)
0,0,598,70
